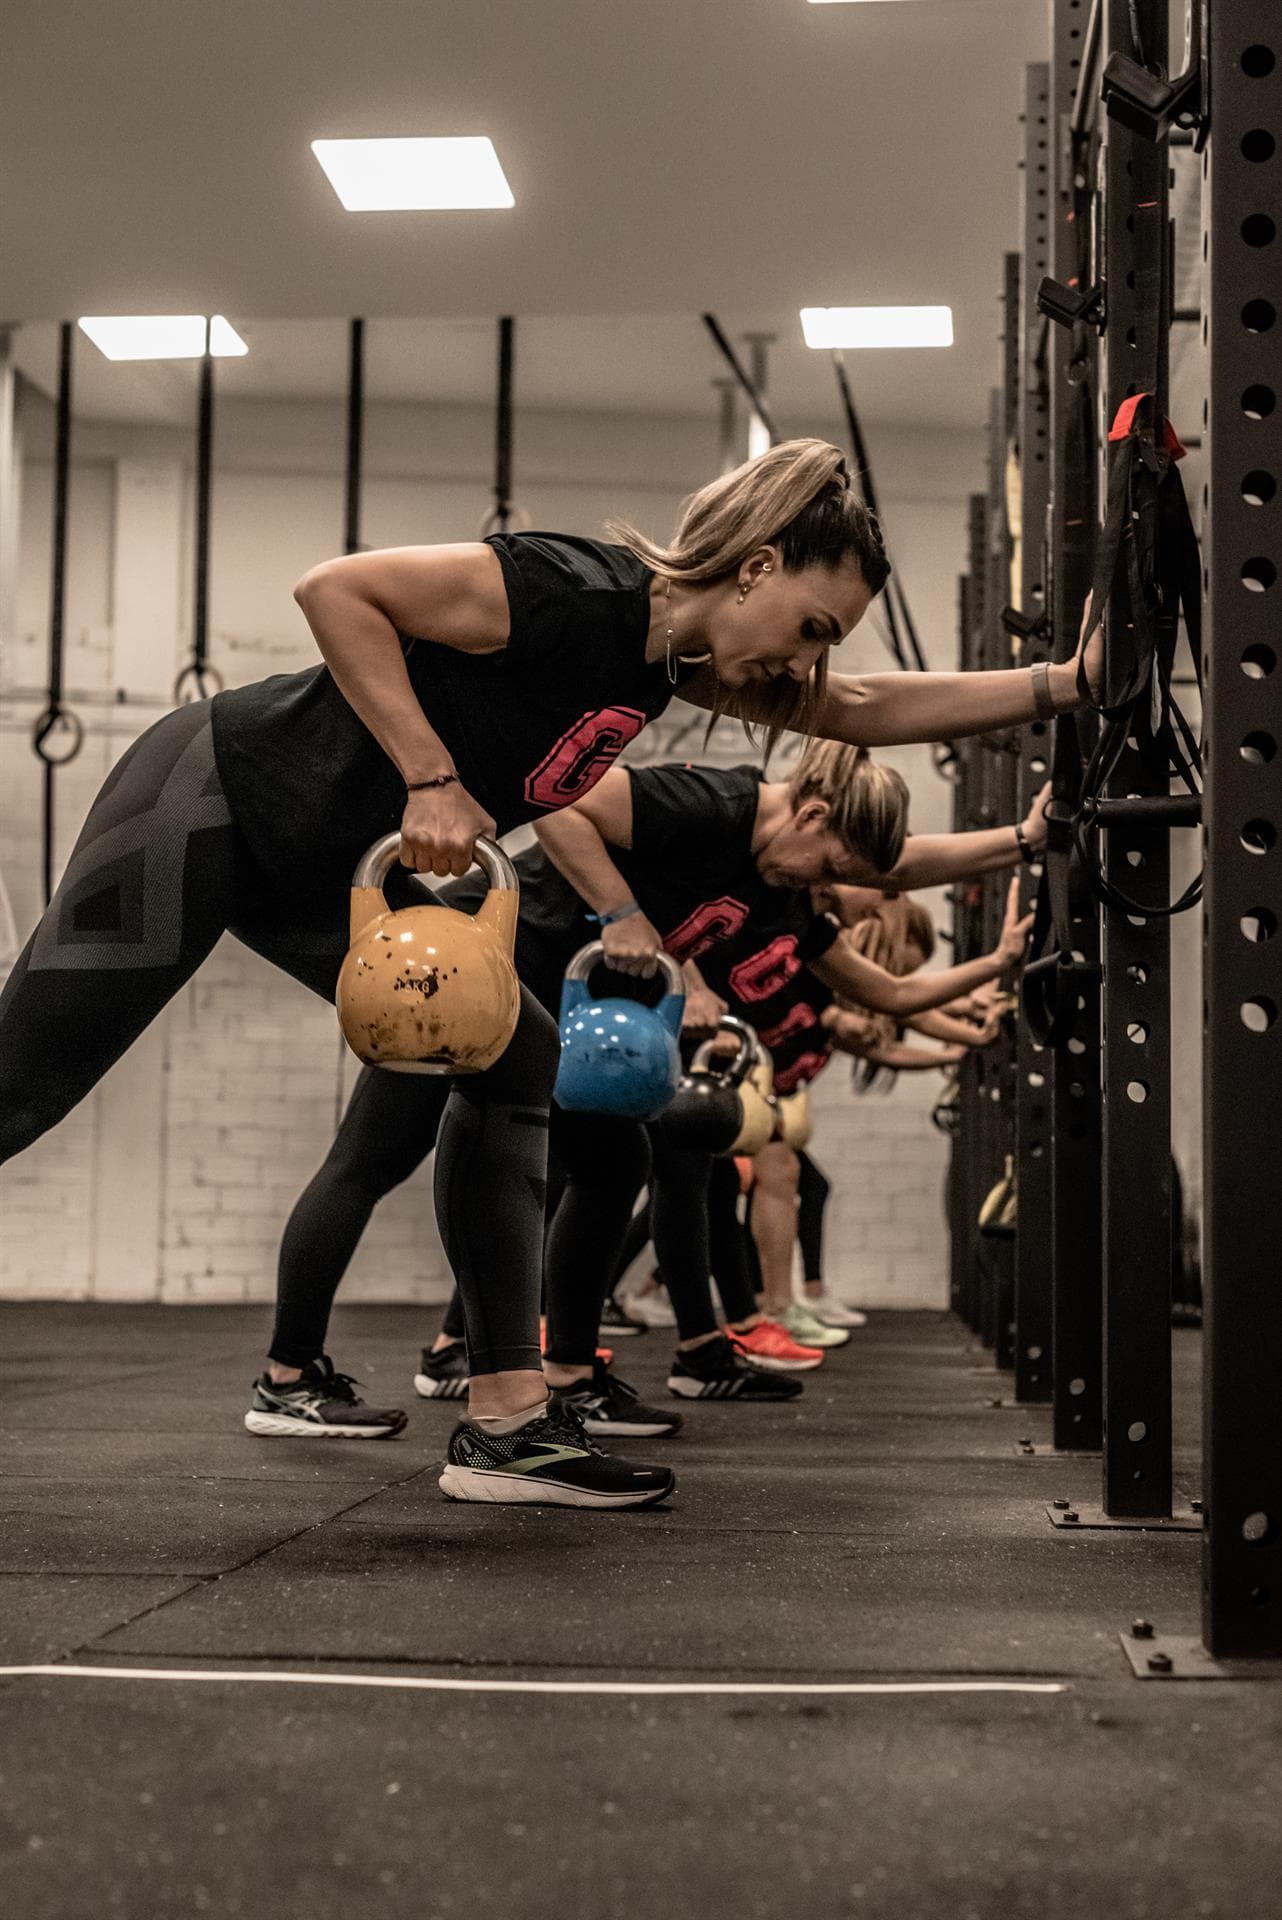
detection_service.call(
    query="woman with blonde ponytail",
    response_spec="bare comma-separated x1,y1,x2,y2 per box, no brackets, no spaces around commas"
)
1,431,1077,1511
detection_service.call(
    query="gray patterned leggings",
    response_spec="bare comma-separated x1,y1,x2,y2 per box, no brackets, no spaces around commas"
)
0,700,557,1375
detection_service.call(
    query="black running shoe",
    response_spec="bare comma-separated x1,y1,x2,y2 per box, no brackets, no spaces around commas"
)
245,1356,408,1438
550,1359,682,1439
599,1294,646,1338
414,1340,469,1400
439,1400,675,1509
667,1334,804,1402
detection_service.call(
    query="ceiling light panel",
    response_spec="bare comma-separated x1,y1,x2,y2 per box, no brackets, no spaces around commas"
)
311,137,515,211
77,316,248,360
800,306,954,349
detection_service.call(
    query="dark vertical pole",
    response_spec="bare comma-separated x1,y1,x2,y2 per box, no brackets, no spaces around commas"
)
344,318,365,556
1013,73,1056,1403
1201,0,1282,1658
494,316,515,535
949,568,976,1322
972,454,1004,1343
959,495,990,1335
1099,0,1173,1519
986,266,1023,1373
1048,0,1104,1452
192,322,214,680
42,322,74,905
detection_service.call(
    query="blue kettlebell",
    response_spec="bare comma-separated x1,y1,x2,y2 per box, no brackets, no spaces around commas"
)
555,940,685,1120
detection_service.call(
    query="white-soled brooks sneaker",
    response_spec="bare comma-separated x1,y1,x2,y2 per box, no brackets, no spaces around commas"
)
439,1401,675,1509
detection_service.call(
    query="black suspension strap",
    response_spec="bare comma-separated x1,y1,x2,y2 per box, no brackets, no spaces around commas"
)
1021,709,1098,1044
701,315,779,446
1072,392,1203,917
830,352,929,675
32,321,84,906
344,317,365,556
174,322,224,703
479,316,523,538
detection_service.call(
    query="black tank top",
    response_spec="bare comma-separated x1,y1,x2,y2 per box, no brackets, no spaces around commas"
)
210,534,684,897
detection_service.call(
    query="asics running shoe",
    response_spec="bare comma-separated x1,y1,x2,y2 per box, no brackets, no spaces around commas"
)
245,1356,407,1438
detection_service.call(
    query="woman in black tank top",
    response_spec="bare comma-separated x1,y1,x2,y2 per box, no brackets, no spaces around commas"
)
0,437,1076,1511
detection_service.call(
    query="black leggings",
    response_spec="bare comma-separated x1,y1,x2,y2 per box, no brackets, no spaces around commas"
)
552,1130,759,1355
0,701,558,1379
796,1150,831,1286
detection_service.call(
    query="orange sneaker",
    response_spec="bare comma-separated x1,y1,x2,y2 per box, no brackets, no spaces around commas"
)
726,1318,825,1373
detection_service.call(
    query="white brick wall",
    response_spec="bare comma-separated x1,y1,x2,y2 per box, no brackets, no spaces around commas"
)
1,394,982,1313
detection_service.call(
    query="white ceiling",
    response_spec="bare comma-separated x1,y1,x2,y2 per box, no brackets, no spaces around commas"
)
4,1,1052,428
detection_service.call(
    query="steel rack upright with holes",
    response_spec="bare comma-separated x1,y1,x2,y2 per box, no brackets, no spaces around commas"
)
1012,67,1056,1403
1046,0,1105,1454
1094,0,1177,1523
1201,0,1282,1659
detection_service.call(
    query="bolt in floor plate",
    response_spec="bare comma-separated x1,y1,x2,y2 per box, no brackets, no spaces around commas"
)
1046,1503,1202,1532
1120,1632,1282,1681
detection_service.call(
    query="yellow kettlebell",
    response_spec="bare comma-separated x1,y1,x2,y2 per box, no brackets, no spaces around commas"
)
689,1016,775,1157
337,833,521,1074
776,1088,813,1151
726,1020,775,1156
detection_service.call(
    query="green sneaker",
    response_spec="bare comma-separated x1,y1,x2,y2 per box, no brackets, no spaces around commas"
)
779,1302,851,1350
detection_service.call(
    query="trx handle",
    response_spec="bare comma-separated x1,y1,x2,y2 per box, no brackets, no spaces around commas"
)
1022,949,1101,1050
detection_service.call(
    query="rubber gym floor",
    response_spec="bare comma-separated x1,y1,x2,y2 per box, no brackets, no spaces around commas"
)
2,1303,1278,1919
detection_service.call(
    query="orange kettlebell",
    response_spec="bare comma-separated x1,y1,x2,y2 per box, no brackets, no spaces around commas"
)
337,833,521,1074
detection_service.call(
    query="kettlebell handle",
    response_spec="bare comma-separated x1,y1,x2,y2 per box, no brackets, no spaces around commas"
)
352,832,518,897
563,940,684,1002
691,1015,757,1085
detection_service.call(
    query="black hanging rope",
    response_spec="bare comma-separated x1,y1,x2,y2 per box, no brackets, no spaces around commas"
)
701,315,779,446
175,322,223,703
344,317,365,556
32,321,84,906
478,316,519,537
494,316,514,533
830,352,955,773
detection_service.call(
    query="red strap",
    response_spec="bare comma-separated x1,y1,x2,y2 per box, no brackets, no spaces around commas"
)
1108,393,1187,459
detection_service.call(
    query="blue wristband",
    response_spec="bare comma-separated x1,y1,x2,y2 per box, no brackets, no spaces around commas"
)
589,900,641,927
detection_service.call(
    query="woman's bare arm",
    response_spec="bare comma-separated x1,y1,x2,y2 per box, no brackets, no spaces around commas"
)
293,543,511,873
532,771,666,976
811,878,1030,1017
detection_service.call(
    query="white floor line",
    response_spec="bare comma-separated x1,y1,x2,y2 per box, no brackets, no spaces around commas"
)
0,1664,1067,1699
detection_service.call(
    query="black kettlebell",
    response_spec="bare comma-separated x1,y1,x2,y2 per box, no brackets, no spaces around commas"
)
649,1016,757,1154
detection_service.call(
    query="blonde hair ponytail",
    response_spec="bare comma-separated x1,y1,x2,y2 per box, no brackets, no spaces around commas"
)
787,740,908,876
609,439,891,759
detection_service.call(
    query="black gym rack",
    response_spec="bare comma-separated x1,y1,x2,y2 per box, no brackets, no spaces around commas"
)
952,0,1282,1668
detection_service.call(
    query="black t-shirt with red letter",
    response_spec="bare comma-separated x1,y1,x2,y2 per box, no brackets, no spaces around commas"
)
484,762,839,1017
210,533,684,902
